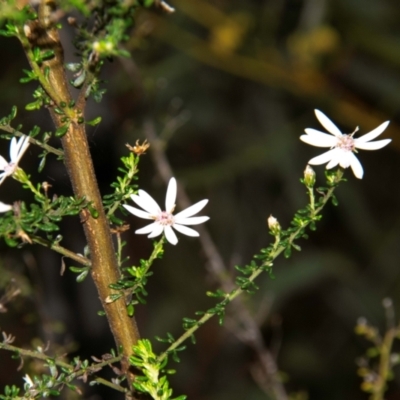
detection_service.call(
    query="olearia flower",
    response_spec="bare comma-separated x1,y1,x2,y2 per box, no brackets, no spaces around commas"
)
300,110,391,179
123,177,209,245
0,135,30,185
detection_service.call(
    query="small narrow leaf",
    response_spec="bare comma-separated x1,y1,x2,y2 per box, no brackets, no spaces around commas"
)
55,124,69,137
284,246,292,258
86,116,102,126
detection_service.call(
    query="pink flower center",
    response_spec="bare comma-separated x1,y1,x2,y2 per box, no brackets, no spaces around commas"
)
337,135,355,152
155,211,174,226
4,162,16,176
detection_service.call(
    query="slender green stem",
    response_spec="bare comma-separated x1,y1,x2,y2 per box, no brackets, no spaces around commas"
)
0,341,71,369
127,238,164,295
0,125,64,157
371,328,397,400
116,233,123,267
308,186,315,212
0,341,124,395
20,175,44,199
106,156,139,217
30,234,91,266
92,376,128,393
158,170,343,363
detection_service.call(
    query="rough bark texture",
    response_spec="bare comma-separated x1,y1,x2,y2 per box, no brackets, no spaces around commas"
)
22,0,140,380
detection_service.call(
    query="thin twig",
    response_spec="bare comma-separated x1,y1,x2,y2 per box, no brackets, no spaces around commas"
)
143,120,289,400
0,340,127,394
0,125,64,157
156,170,341,361
92,376,128,393
30,234,91,267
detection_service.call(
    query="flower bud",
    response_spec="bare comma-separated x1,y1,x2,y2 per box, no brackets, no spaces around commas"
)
12,167,27,184
268,215,281,236
304,165,316,187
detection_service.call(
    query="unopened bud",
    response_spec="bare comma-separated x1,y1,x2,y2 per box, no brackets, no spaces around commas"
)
12,167,27,184
304,165,316,187
268,215,281,236
42,181,52,196
92,40,115,55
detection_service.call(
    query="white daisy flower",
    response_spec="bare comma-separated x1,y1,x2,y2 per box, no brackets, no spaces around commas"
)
300,110,391,179
123,177,209,245
0,135,30,185
0,202,12,213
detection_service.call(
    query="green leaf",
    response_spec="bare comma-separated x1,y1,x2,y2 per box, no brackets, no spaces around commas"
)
127,303,135,317
86,116,102,126
55,124,69,137
25,100,41,111
9,106,17,120
71,71,86,88
292,243,301,251
38,155,47,173
118,48,131,58
4,237,18,247
87,204,99,218
284,246,292,258
40,222,59,232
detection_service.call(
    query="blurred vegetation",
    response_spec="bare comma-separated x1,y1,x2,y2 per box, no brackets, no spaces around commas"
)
1,0,400,399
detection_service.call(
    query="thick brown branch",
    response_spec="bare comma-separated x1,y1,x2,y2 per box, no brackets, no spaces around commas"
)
20,1,140,385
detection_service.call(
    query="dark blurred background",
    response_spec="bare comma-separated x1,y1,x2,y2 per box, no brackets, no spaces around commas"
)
1,0,400,399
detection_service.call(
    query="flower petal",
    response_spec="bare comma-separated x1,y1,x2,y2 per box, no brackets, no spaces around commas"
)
338,151,353,168
174,199,208,219
356,121,390,143
165,177,177,213
0,156,8,170
304,128,339,138
315,110,343,137
174,216,209,225
326,156,340,169
14,135,30,163
147,224,164,238
308,148,340,165
123,204,153,220
131,190,161,214
136,222,160,234
9,137,17,161
355,139,391,150
0,202,12,213
164,226,178,245
300,131,337,147
173,223,200,237
348,152,363,179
